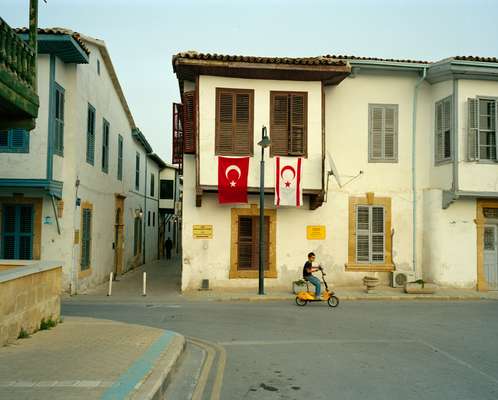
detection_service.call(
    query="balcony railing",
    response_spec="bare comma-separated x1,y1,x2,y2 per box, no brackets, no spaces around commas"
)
0,17,39,128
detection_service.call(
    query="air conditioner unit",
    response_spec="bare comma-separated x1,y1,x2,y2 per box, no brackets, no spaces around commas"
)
391,271,415,288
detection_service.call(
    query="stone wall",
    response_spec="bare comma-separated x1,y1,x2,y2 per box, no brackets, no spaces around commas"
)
0,262,62,346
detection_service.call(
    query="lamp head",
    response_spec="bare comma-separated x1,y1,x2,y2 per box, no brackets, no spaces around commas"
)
257,126,271,148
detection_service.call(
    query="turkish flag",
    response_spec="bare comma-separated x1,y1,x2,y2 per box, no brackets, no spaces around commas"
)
275,156,302,207
218,156,249,204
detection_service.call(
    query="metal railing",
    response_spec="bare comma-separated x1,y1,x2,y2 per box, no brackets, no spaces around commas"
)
0,17,36,90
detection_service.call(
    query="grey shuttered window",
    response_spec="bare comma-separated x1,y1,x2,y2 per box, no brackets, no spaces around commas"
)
86,105,96,165
81,207,92,270
270,92,307,156
150,173,155,197
435,96,452,163
237,216,269,271
102,119,110,173
0,128,29,153
215,88,254,156
356,205,385,264
135,152,140,191
53,84,65,156
117,134,123,180
468,98,497,161
368,104,398,162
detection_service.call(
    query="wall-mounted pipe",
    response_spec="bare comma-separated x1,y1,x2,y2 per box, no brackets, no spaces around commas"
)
411,67,427,275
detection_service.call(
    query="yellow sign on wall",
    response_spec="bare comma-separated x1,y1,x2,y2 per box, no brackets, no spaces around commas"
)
307,225,326,240
193,225,213,239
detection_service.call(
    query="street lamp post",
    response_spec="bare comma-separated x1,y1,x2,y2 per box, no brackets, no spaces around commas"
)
257,126,271,295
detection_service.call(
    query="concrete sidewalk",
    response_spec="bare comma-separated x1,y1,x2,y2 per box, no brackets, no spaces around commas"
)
66,257,498,303
0,317,184,400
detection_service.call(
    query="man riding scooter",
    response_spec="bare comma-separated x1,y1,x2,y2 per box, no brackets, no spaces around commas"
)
303,252,322,299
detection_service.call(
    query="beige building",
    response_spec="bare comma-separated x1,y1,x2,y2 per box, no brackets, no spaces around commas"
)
172,52,498,293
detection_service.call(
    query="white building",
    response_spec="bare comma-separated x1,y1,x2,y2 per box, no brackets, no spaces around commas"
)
172,52,498,292
0,28,164,292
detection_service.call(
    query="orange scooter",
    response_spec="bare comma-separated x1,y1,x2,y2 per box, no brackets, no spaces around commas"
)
295,267,339,307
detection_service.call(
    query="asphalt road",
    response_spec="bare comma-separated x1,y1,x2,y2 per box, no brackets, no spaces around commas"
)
62,300,498,400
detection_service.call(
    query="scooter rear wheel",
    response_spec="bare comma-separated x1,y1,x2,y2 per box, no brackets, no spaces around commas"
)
295,297,307,306
327,296,339,308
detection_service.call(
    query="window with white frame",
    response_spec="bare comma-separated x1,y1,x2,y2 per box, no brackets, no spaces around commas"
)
356,205,385,263
468,98,497,161
368,104,398,162
435,96,452,163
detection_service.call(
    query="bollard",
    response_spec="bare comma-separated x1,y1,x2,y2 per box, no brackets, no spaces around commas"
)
142,272,147,296
107,272,113,296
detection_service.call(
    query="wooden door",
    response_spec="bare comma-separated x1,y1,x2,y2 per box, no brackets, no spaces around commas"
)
484,224,498,290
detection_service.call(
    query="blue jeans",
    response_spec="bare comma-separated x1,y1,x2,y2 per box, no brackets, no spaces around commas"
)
307,275,321,298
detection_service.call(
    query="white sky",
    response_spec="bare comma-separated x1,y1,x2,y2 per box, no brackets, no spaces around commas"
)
3,0,498,162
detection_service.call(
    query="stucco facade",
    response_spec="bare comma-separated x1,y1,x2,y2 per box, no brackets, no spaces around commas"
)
0,31,163,292
174,53,498,292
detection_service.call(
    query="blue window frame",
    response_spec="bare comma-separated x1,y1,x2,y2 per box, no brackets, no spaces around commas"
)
102,119,110,173
53,83,65,156
0,128,30,153
86,104,96,165
1,204,34,260
117,134,123,180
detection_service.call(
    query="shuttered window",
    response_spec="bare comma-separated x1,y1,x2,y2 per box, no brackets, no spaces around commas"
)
117,134,123,180
237,216,269,271
133,216,142,256
1,204,33,260
150,173,155,197
356,205,385,263
216,88,254,156
135,152,140,191
435,96,452,163
160,180,174,199
53,83,65,156
468,98,497,161
81,206,92,270
102,119,110,173
86,104,96,165
183,91,196,154
0,128,29,153
270,92,307,156
368,104,398,162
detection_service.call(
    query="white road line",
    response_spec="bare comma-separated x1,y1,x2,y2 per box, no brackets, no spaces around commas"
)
418,340,498,386
0,380,106,388
219,339,417,346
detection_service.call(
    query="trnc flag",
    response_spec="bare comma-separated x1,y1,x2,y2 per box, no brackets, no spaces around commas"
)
218,156,249,204
275,157,302,207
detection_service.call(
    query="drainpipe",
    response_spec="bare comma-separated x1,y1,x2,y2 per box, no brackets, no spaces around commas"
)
412,67,427,275
143,156,147,265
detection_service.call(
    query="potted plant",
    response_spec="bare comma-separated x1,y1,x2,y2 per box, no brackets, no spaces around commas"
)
362,274,380,294
405,279,437,294
292,279,308,294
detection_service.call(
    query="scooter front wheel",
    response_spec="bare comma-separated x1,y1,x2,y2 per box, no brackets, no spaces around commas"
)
295,297,307,306
327,296,339,308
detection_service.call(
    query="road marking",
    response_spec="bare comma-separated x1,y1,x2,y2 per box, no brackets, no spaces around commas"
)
219,339,417,346
0,380,107,388
188,336,226,400
418,340,498,386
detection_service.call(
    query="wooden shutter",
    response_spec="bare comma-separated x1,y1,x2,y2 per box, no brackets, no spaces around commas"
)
356,206,370,262
1,205,33,260
117,135,123,180
172,102,184,164
183,91,196,154
54,87,64,155
371,206,385,263
270,93,289,156
87,106,95,164
435,101,444,162
81,208,92,269
238,216,253,270
443,98,452,159
370,106,384,160
2,205,17,259
289,94,306,155
216,89,253,156
468,98,479,160
384,107,396,159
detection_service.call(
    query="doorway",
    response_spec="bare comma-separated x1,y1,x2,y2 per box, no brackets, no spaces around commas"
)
484,224,498,290
114,195,125,277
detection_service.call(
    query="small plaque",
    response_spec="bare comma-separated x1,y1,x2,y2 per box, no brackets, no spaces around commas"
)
307,225,326,240
193,224,213,239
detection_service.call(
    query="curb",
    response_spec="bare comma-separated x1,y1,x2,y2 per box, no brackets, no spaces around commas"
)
130,333,185,400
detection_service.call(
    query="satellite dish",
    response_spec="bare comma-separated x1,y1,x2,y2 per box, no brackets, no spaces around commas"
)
327,152,342,188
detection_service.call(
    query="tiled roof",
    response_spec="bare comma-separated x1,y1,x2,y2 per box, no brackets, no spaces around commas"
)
14,27,90,55
323,54,431,64
453,56,498,63
173,51,348,66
